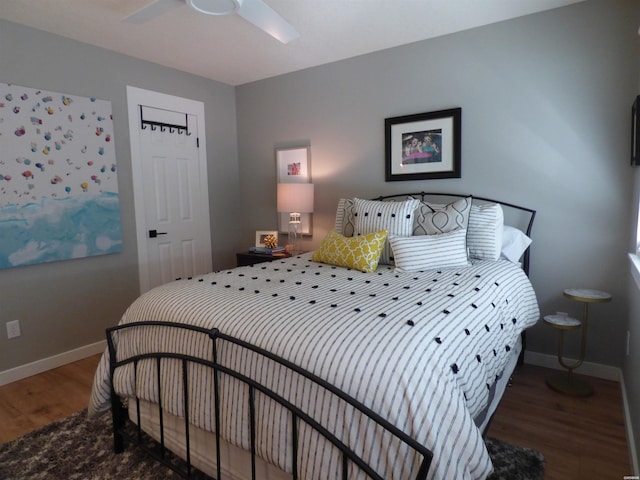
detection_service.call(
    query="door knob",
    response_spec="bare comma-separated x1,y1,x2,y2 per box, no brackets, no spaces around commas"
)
148,229,167,238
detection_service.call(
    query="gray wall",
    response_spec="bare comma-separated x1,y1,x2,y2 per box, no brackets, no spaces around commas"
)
236,0,638,368
0,20,242,371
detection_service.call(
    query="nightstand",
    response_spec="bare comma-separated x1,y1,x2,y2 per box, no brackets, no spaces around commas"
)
236,251,290,267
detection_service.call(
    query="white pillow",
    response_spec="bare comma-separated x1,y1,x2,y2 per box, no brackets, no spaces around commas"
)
353,198,420,265
501,225,532,263
467,204,504,261
389,229,469,273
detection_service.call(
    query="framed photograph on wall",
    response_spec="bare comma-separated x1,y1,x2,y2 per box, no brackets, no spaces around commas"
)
276,146,312,235
385,108,461,181
632,96,640,166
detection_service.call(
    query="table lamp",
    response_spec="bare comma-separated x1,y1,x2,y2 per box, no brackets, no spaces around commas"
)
277,183,314,254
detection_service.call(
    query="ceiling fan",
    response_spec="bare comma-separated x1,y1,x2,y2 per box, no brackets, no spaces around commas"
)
123,0,299,44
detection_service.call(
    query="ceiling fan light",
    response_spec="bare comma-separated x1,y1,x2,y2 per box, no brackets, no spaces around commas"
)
188,0,242,16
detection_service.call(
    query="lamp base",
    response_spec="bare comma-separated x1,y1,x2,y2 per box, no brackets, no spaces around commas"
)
287,218,301,255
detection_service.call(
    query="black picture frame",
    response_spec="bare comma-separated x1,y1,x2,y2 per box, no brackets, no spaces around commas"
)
632,96,640,166
385,108,461,181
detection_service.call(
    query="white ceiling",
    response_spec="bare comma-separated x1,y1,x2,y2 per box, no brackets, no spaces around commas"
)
0,0,584,86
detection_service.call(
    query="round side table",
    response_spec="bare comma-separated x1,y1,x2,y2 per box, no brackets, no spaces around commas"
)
544,288,612,397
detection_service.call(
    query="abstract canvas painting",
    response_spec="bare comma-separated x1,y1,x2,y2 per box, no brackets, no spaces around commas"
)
0,83,122,268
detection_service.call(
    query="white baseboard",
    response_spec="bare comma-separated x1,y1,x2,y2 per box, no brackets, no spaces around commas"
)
525,350,638,475
0,340,106,387
524,350,621,381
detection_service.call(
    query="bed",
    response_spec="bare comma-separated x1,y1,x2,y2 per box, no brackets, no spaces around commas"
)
88,192,540,480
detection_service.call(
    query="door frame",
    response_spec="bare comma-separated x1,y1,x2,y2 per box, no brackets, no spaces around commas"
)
126,85,211,294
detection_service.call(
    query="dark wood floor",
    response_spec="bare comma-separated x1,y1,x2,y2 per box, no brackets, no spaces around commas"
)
487,364,631,479
0,356,633,478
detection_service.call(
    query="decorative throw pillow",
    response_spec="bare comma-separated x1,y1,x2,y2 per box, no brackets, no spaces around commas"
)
353,198,420,265
311,229,388,273
334,198,356,237
467,204,504,261
389,229,469,272
501,225,532,263
413,196,472,235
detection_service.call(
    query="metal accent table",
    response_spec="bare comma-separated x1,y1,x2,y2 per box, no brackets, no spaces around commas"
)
544,288,612,397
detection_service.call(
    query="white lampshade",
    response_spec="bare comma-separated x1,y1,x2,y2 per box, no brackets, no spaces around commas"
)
277,183,314,213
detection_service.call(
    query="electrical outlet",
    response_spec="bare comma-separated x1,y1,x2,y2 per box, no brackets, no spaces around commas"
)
6,320,21,339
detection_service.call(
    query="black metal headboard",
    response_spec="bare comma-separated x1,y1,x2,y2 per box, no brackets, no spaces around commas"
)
371,192,536,276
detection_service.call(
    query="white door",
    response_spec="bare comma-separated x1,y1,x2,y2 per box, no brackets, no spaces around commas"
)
127,87,212,293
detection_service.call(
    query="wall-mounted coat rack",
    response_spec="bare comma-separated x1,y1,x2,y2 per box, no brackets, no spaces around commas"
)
139,105,190,135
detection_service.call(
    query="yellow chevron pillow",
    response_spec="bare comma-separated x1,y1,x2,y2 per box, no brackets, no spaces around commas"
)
311,229,388,272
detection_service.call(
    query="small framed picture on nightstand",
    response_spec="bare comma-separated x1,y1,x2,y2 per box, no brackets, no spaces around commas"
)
255,230,278,248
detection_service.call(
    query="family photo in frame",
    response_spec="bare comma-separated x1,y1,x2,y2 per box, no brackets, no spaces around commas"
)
385,108,461,181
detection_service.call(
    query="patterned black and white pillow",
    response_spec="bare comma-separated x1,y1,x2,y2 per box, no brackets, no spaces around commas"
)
413,196,472,235
353,198,420,265
389,229,469,272
468,203,504,261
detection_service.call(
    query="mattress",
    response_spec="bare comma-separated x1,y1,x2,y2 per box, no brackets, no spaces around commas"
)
90,253,539,480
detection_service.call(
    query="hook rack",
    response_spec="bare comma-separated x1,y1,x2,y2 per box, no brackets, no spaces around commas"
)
139,105,189,136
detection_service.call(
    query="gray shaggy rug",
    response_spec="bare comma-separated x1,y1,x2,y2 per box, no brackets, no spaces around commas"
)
0,409,544,479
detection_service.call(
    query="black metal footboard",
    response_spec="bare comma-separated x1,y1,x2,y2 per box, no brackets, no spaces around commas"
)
107,321,433,480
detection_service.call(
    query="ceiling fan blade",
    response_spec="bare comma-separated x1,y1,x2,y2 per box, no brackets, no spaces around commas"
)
123,0,184,24
237,0,299,44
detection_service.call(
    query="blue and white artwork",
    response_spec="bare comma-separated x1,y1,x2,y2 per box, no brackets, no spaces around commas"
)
0,82,122,269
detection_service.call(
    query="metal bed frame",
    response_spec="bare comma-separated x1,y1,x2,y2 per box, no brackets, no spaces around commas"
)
108,321,434,480
107,191,535,480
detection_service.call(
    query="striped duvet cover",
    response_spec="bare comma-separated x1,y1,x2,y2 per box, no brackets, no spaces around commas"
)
89,253,539,480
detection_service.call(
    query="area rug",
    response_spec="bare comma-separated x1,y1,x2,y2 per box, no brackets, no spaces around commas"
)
0,409,544,480
485,437,545,480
